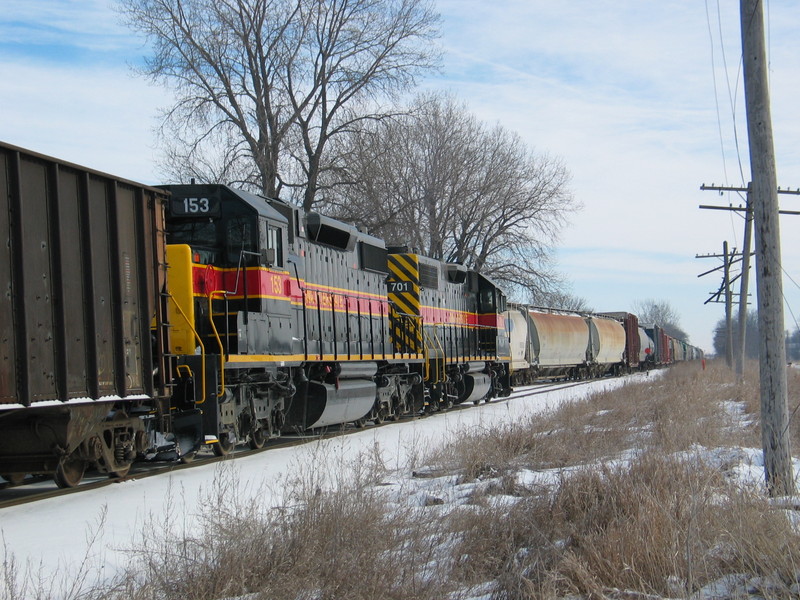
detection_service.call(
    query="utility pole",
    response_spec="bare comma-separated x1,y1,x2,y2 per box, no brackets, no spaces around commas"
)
700,184,798,380
741,0,793,496
723,241,734,369
696,245,745,367
737,192,754,380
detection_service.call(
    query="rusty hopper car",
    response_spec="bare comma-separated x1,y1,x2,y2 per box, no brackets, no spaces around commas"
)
507,307,591,383
586,315,627,376
0,142,201,486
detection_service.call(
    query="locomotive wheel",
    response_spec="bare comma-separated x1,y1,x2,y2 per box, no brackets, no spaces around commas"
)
373,406,389,425
54,454,87,488
179,451,197,464
212,433,235,457
353,417,367,428
248,427,267,450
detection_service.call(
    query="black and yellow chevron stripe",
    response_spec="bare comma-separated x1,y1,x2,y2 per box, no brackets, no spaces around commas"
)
387,254,422,354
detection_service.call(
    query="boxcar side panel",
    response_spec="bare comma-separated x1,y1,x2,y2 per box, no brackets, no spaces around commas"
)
115,184,145,395
0,141,169,406
86,176,117,395
19,156,59,401
56,168,91,397
0,152,15,403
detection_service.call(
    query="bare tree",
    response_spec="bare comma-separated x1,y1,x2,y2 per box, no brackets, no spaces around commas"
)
631,298,689,341
537,289,593,313
117,0,440,207
322,93,577,295
713,312,759,360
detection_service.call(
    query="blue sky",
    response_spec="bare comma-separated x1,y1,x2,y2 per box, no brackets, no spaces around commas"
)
2,0,800,353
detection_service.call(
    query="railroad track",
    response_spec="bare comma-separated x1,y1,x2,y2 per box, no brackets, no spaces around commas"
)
0,378,602,509
0,431,344,510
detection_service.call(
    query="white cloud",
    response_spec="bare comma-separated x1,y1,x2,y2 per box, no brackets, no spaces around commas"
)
0,59,169,183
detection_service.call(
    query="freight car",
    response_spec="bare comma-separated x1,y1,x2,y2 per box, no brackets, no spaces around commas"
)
507,306,589,384
644,324,671,366
0,142,201,486
507,307,629,384
599,312,642,372
0,143,514,487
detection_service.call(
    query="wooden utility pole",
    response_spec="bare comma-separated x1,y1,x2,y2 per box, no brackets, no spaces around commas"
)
736,189,754,381
700,183,799,380
723,241,734,369
741,0,794,496
696,244,744,365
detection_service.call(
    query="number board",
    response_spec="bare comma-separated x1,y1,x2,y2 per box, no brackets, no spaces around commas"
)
169,194,222,217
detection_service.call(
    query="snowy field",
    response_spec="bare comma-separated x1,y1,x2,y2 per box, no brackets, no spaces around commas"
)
0,376,635,592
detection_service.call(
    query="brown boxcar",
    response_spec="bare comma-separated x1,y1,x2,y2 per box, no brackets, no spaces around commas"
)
0,142,180,486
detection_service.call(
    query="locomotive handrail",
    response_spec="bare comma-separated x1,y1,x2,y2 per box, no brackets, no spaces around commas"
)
207,290,229,398
424,324,447,384
166,293,207,405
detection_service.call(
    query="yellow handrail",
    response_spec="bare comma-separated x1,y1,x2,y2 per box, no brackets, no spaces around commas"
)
423,324,446,384
167,294,207,405
432,325,446,383
207,290,228,398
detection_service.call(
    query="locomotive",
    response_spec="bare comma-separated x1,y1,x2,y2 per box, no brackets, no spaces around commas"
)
0,142,699,488
0,142,512,487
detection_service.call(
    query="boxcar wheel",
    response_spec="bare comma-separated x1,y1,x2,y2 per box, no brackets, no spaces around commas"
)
1,474,25,485
373,406,388,425
54,455,86,488
109,463,132,479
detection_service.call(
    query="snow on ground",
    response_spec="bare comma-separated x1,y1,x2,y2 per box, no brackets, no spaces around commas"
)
0,375,636,592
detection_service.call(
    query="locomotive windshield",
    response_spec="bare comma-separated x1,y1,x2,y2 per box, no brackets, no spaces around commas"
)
168,219,219,264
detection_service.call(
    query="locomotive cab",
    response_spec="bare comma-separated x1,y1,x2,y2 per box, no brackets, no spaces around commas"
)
164,184,287,271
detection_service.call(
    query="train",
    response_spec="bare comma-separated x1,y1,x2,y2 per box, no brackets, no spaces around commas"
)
0,141,701,488
505,308,702,385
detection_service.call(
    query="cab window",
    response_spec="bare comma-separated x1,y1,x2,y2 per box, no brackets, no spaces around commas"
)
226,216,256,266
259,219,284,267
267,224,283,267
479,288,496,312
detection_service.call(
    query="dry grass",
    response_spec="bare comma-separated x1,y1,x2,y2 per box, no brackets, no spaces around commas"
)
451,454,800,599
433,360,800,599
427,361,755,482
736,361,800,450
97,452,453,600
